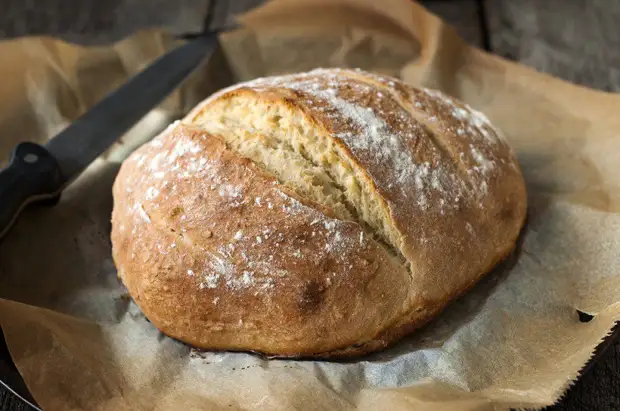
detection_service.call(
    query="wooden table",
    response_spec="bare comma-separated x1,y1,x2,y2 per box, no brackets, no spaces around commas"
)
2,0,619,409
428,2,620,409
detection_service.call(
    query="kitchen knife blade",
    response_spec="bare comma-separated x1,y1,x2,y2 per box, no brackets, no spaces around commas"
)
0,32,219,241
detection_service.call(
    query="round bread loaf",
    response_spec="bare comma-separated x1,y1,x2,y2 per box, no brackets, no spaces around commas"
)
111,68,526,358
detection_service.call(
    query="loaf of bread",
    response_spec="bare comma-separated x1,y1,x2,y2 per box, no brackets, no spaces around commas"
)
111,68,526,358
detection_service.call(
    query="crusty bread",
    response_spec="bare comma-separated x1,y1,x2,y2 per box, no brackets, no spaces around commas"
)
111,68,527,358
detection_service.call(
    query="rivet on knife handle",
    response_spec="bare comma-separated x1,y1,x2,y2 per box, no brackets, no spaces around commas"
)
0,142,64,240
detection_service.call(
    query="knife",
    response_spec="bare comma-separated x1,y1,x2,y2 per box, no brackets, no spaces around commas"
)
0,31,219,241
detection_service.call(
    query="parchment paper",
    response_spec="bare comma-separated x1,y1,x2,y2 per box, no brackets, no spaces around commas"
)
1,0,620,409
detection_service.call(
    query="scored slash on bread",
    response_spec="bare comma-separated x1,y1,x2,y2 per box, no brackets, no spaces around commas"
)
111,68,527,358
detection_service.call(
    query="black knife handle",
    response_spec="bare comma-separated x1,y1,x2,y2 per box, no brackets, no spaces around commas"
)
0,142,64,240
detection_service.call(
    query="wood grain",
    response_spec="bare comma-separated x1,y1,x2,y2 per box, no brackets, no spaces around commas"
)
484,0,620,409
421,0,484,47
2,0,620,409
485,0,620,92
0,389,28,411
551,342,620,410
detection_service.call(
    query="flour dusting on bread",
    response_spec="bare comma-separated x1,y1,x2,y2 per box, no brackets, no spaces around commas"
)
111,68,527,357
234,69,462,213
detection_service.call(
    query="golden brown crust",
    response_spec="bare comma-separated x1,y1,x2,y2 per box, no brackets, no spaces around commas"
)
111,68,527,358
112,124,411,355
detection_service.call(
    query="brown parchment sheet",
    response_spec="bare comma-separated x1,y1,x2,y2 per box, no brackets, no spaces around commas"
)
1,0,620,409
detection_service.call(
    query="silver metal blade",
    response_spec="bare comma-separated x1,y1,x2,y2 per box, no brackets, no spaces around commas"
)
45,33,218,184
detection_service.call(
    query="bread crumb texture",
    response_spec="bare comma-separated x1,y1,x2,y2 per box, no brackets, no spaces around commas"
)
111,68,527,357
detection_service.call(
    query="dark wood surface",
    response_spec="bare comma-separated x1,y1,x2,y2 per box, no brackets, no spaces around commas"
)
1,393,27,411
1,1,618,409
